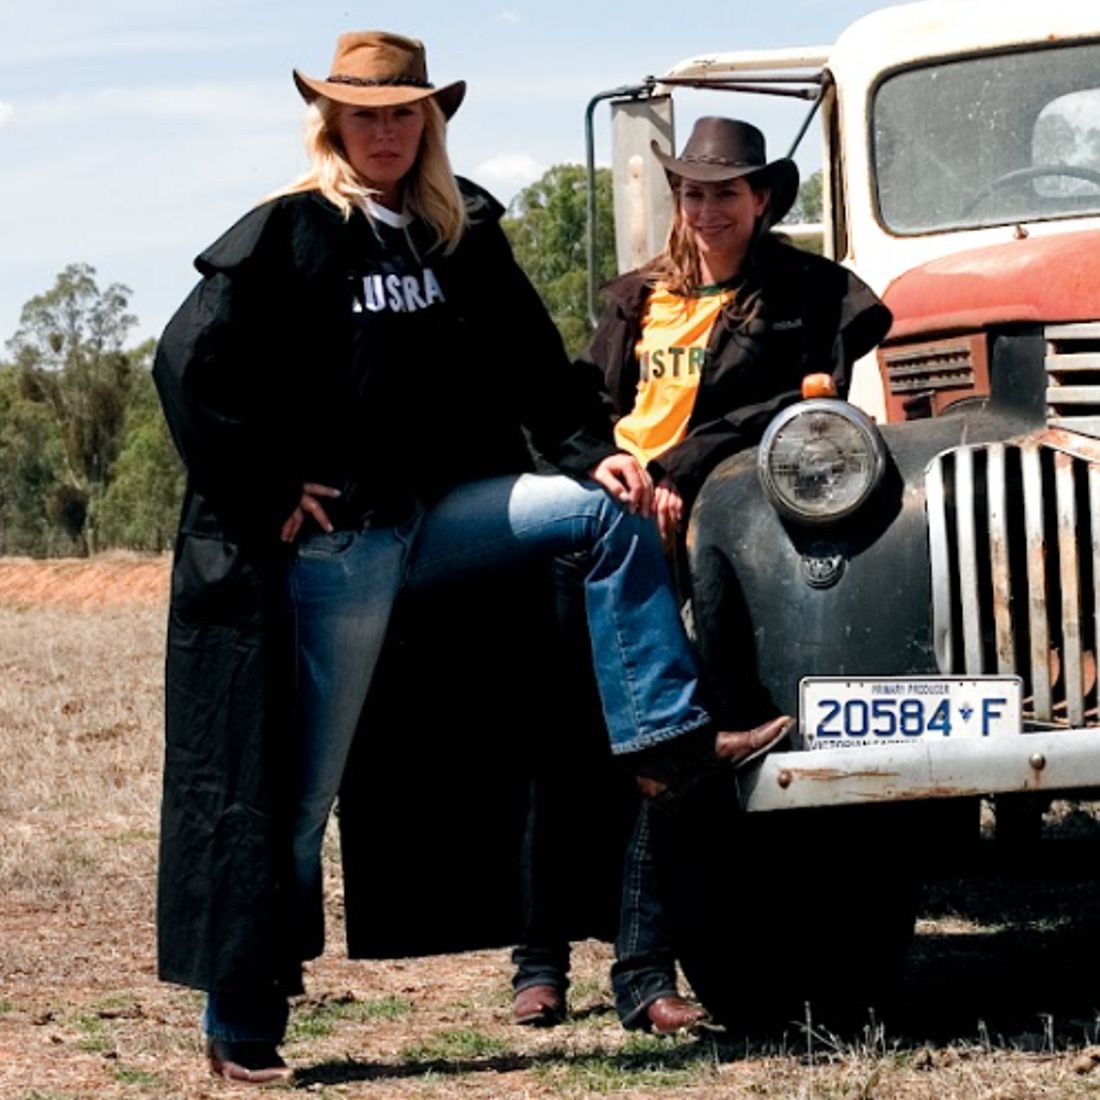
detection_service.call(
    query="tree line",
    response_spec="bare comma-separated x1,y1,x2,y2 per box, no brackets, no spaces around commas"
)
0,167,821,557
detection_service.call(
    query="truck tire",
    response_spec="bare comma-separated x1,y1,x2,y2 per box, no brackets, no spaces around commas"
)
658,796,919,1031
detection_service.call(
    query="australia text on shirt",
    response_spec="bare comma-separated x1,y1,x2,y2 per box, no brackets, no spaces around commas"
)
351,269,445,314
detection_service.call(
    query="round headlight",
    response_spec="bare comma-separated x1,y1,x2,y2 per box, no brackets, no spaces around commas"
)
757,399,886,524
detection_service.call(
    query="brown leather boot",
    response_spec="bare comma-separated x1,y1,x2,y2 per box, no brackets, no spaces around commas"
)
512,984,566,1027
634,716,792,808
645,994,711,1035
206,1038,293,1084
714,715,792,769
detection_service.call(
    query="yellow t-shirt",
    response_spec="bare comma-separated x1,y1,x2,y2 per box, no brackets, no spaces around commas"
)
613,282,735,468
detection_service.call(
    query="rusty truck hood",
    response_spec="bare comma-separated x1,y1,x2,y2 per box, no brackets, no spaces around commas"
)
882,228,1100,342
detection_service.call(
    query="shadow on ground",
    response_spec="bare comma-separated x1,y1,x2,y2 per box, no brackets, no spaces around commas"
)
893,811,1100,1046
294,805,1100,1087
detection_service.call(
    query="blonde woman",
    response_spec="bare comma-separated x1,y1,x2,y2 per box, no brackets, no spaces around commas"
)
153,35,788,1083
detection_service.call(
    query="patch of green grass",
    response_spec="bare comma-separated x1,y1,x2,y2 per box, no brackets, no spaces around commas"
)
286,994,416,1043
570,1004,619,1029
114,1066,160,1088
532,1034,715,1094
401,1028,511,1063
357,995,416,1021
287,1011,337,1041
0,999,15,1013
569,977,609,1002
73,1014,114,1053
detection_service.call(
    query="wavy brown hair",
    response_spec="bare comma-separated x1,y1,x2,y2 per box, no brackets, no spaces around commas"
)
646,177,772,323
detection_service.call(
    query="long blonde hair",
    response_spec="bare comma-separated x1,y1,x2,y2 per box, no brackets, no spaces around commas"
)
647,178,770,323
269,95,467,252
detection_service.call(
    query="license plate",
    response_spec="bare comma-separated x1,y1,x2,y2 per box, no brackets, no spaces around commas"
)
800,676,1023,749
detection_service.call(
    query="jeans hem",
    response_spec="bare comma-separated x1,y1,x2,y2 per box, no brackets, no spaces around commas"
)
204,1027,286,1044
609,712,712,756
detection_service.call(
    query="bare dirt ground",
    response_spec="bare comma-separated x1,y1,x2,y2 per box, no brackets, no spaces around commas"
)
4,554,1100,1098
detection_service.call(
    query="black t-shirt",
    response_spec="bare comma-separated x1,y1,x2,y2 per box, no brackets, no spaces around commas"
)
314,208,456,523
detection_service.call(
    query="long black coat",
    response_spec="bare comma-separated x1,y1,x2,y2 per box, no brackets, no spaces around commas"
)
153,182,617,995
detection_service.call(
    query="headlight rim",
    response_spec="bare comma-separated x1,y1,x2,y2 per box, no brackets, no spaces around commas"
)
757,398,887,525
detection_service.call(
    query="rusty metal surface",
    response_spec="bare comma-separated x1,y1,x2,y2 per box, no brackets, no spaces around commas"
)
1026,427,1100,463
987,444,1016,673
926,457,953,672
1092,467,1100,725
1056,452,1085,726
956,447,983,672
882,229,1100,342
879,334,989,423
1022,444,1053,719
737,728,1100,812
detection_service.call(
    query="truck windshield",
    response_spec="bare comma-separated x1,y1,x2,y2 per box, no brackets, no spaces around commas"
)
872,41,1100,234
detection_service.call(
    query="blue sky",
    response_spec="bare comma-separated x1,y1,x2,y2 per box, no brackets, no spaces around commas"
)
0,0,907,346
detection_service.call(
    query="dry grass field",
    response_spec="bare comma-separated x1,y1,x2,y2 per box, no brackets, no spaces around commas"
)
4,554,1100,1098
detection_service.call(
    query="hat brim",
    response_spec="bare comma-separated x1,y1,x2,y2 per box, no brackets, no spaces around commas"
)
651,141,800,227
293,71,466,119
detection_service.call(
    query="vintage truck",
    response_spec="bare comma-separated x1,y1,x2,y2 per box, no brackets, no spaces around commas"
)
582,0,1100,1015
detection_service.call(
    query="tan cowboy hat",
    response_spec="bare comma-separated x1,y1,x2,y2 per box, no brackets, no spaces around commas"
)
652,117,800,226
293,31,466,119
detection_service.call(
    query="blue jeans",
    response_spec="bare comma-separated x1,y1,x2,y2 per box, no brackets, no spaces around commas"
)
611,803,679,1026
512,801,679,1027
204,989,289,1045
206,472,710,1043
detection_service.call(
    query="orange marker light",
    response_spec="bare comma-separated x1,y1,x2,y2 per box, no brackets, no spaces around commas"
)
801,373,837,399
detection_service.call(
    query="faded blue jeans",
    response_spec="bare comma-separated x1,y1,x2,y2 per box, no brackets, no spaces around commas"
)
206,472,711,1044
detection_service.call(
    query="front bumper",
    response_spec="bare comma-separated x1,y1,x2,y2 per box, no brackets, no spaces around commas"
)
737,727,1100,812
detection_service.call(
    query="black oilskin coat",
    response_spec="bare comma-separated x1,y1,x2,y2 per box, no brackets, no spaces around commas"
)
154,182,618,995
583,236,893,505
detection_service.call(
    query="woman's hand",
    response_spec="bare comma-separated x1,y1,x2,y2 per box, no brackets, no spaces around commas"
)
280,483,342,543
654,477,684,547
587,454,653,517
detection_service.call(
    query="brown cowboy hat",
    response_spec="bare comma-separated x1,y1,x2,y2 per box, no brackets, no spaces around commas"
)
293,30,466,119
652,117,800,226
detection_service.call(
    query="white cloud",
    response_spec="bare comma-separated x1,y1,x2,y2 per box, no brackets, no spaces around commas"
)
473,152,543,196
500,9,521,23
0,101,13,128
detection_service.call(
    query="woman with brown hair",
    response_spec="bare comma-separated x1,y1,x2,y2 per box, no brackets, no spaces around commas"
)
590,115,892,540
154,39,789,1083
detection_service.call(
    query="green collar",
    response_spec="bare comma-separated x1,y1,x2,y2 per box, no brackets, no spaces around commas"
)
694,275,743,297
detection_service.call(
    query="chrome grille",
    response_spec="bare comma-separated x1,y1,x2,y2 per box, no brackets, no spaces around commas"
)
1047,321,1100,437
927,441,1098,727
